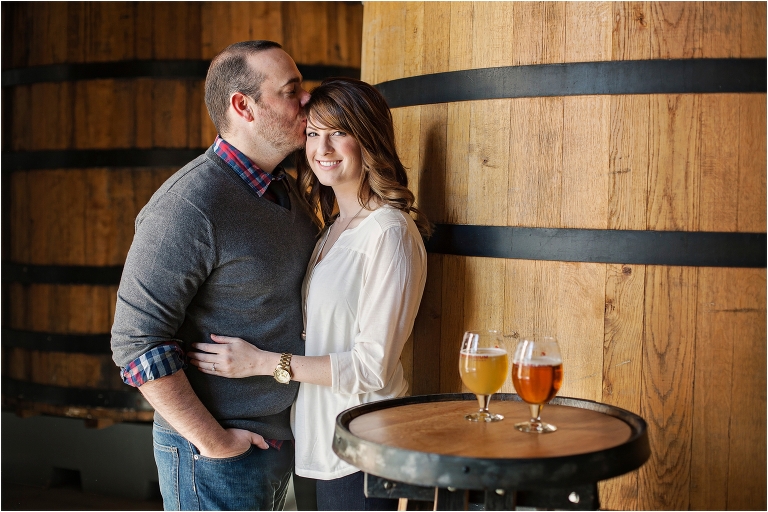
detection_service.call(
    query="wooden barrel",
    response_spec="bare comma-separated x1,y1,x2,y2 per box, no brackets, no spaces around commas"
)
1,1,363,426
362,2,766,510
334,393,650,509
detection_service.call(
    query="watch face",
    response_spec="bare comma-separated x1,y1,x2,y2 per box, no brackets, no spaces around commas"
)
275,369,291,384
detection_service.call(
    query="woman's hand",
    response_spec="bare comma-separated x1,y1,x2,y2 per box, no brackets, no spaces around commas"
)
189,334,276,378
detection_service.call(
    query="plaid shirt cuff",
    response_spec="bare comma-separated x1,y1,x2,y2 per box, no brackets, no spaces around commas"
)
120,342,186,387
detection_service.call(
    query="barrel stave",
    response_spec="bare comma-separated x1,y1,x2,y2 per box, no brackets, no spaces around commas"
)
3,1,363,423
365,2,766,510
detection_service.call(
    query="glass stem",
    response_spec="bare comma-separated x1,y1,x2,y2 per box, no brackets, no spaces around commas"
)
476,394,491,414
529,403,542,424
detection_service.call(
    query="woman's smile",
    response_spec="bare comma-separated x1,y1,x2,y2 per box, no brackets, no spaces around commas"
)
305,116,363,191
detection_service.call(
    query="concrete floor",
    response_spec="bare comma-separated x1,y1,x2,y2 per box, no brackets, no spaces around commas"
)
1,481,163,511
1,412,297,511
2,479,298,511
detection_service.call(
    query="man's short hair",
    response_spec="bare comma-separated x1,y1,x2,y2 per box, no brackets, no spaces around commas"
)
205,40,283,135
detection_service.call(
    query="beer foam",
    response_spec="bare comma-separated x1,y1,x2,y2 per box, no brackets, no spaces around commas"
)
460,347,507,357
514,355,562,365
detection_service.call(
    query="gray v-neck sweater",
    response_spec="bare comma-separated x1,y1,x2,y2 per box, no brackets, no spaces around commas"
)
111,147,318,439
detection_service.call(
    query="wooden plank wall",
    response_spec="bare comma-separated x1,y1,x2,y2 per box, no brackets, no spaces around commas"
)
361,2,766,510
4,2,194,395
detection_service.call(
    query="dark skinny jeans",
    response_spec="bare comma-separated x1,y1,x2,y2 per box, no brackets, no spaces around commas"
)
294,471,398,511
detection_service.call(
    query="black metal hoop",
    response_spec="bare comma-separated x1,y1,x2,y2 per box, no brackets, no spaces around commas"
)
2,263,123,285
2,328,112,354
1,60,360,87
376,58,767,108
334,393,650,490
425,225,767,268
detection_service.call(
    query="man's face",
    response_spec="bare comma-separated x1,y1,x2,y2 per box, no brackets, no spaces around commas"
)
248,49,310,154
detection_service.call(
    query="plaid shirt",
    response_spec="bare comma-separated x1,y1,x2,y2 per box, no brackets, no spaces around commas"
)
121,343,186,387
213,135,286,201
117,137,289,450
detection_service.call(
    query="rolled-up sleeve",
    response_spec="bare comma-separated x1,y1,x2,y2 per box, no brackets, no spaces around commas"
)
330,225,426,395
120,342,186,387
111,190,215,384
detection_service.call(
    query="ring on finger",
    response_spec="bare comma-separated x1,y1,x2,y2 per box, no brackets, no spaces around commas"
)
212,362,217,371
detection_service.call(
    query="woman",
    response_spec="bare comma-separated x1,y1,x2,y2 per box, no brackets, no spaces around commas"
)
189,77,431,511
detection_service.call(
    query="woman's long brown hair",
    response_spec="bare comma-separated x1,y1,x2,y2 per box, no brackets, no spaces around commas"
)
296,77,432,238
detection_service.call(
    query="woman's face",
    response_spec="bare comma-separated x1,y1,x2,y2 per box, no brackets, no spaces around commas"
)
305,115,363,194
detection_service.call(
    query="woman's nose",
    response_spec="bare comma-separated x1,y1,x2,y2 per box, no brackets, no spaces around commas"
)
315,135,332,155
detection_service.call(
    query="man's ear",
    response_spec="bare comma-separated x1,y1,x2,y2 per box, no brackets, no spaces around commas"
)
230,92,254,122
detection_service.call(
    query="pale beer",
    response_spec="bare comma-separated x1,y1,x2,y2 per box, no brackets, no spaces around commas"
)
459,348,508,396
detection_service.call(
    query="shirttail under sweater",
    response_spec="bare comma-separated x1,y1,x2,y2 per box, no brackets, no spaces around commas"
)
111,147,318,440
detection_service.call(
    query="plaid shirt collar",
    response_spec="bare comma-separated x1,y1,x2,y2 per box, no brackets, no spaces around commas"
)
213,135,284,197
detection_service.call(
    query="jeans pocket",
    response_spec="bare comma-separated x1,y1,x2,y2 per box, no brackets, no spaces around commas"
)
194,446,254,464
194,447,274,510
153,440,181,511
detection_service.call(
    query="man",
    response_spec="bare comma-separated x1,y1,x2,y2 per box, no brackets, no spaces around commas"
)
111,41,318,510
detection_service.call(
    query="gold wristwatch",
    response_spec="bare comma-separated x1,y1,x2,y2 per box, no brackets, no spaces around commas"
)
273,353,292,384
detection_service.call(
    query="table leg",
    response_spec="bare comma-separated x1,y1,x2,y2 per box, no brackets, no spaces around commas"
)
433,487,468,511
516,483,600,510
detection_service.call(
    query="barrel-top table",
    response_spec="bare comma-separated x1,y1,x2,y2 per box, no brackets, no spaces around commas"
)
334,393,650,510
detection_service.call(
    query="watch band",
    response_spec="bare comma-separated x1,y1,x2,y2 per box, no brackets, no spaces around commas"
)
274,352,293,383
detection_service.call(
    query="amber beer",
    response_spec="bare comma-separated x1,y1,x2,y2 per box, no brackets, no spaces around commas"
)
459,348,508,395
512,359,563,404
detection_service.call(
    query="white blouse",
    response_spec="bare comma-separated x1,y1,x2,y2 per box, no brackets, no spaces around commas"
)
292,205,427,480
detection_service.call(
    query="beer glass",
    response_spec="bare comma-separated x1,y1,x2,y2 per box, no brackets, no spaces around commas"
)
459,330,508,422
511,335,563,433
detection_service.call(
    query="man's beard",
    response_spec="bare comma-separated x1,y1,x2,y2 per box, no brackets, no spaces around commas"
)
253,101,306,155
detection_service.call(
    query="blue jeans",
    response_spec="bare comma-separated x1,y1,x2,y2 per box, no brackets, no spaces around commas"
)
153,423,293,511
294,471,398,511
